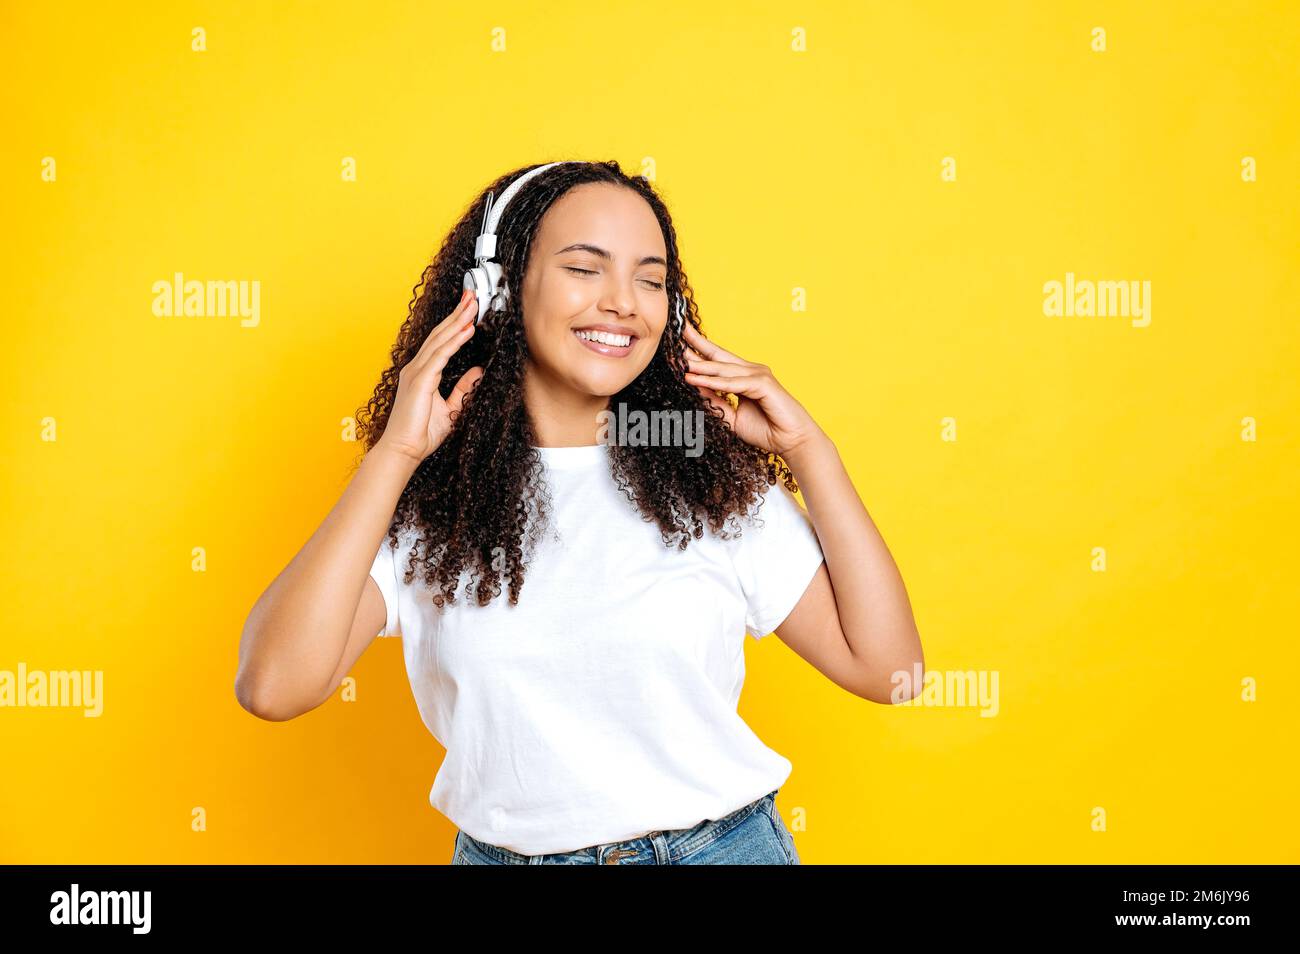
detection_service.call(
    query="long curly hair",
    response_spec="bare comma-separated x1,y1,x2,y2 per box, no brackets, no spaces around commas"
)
351,159,797,608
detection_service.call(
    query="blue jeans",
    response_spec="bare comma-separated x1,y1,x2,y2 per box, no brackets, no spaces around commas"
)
451,788,801,865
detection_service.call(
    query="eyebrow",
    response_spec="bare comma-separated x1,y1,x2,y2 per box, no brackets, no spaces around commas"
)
554,243,667,268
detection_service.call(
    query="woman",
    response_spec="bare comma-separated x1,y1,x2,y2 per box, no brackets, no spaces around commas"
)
236,159,924,865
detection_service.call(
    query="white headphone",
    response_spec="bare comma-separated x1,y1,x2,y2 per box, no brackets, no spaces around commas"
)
462,161,686,335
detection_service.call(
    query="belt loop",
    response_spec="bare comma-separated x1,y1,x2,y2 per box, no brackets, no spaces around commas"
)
650,831,671,864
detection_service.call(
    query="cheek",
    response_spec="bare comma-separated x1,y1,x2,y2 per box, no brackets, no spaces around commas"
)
534,272,585,311
521,315,576,370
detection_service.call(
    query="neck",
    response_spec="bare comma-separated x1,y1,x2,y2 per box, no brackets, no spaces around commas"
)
522,360,612,447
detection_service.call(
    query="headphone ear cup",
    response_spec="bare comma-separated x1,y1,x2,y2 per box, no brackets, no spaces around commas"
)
481,261,505,318
463,267,495,325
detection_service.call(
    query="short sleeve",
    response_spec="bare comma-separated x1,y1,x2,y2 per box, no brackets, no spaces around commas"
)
368,532,404,638
731,480,826,640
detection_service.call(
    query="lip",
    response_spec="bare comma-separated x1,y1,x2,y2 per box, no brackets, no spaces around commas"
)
571,324,638,358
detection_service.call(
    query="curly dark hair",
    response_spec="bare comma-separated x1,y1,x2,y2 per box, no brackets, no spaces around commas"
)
350,158,798,608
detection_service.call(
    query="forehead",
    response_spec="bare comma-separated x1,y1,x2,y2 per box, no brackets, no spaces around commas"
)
533,182,666,257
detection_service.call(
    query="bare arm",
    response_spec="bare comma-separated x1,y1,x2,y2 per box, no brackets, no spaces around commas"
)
235,447,419,722
775,433,924,705
235,285,485,722
680,321,923,705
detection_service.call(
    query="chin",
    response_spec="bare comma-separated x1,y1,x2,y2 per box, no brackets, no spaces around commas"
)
570,372,633,399
563,353,649,398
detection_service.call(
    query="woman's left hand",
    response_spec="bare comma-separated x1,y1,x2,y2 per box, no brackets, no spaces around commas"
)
681,322,824,459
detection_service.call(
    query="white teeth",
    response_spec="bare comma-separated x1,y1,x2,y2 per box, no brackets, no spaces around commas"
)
574,329,632,347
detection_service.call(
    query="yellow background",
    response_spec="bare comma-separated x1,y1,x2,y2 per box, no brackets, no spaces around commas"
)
2,0,1296,863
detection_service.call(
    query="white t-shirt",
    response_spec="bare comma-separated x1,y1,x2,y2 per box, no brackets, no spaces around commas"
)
367,442,825,855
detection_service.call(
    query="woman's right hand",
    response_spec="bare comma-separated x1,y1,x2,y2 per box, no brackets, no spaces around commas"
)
375,286,486,465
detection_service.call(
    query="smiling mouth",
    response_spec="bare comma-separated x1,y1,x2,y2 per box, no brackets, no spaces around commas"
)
573,328,635,356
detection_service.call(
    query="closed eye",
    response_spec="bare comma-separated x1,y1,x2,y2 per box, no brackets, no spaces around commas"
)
564,266,664,291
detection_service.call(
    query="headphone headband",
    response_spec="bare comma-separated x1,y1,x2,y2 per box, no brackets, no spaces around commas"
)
464,160,685,334
474,161,572,263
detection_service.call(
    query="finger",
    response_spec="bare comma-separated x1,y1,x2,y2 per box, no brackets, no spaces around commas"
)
684,357,749,378
681,321,746,365
411,288,478,370
412,288,477,371
446,366,486,420
684,371,759,394
420,318,477,382
405,308,478,387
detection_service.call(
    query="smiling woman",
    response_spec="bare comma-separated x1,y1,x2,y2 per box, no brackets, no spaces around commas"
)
348,160,825,859
236,157,922,864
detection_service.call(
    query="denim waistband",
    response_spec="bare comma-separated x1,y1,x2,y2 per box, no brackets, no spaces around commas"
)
461,789,780,865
